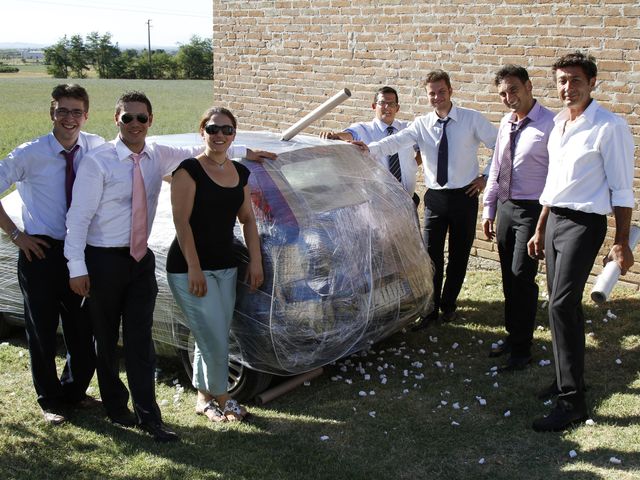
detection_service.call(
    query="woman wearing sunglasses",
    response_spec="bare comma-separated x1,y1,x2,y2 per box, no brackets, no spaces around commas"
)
166,107,263,423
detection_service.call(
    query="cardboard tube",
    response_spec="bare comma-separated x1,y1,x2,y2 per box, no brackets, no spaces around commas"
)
591,225,640,303
281,89,351,141
255,367,324,405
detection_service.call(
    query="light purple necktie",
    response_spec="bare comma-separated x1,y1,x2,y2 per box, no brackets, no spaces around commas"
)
497,117,531,202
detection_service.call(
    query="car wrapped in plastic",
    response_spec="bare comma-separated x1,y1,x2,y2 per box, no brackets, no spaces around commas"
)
0,131,434,400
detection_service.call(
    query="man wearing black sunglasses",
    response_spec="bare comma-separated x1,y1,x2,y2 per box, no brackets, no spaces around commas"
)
64,91,275,442
0,84,104,425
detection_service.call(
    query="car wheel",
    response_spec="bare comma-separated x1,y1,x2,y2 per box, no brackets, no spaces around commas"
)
175,324,273,402
0,313,14,339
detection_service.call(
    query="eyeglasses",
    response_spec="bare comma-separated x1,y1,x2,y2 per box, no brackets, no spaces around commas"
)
54,108,85,118
120,113,149,124
205,124,235,136
376,101,398,108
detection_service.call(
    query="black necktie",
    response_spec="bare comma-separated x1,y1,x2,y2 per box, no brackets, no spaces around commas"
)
436,118,450,187
386,126,402,183
61,144,80,210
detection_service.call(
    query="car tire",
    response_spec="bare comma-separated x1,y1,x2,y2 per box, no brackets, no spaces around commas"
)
174,323,273,403
0,313,14,339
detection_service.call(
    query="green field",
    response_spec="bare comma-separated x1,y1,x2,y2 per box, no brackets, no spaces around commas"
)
0,76,214,158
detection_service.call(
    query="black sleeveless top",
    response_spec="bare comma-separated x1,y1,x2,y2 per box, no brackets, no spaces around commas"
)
166,158,250,273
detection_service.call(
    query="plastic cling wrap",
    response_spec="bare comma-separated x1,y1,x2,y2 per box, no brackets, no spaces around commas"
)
0,132,434,376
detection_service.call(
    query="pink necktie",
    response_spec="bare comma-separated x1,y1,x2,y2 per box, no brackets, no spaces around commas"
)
130,153,148,261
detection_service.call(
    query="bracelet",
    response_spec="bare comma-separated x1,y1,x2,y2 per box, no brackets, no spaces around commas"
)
9,227,20,241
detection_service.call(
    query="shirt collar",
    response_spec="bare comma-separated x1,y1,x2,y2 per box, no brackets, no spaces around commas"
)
49,131,85,155
509,99,542,125
373,117,402,133
115,136,150,162
429,103,458,127
553,98,600,125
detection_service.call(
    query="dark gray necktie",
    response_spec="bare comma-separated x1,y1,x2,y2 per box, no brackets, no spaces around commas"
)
386,126,402,183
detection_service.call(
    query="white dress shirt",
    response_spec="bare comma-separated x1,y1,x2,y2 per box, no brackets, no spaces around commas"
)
539,100,634,215
369,104,497,189
65,138,247,277
345,117,419,194
0,131,105,240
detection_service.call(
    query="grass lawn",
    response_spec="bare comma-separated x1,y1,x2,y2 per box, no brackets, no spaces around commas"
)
1,268,639,480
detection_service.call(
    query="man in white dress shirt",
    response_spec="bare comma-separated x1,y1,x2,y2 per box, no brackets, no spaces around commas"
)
321,86,422,206
527,52,634,432
0,84,103,424
64,91,274,442
357,70,497,327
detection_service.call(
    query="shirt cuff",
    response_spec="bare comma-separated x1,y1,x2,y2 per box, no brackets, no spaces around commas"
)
230,145,247,159
611,189,634,208
67,260,88,278
482,205,495,220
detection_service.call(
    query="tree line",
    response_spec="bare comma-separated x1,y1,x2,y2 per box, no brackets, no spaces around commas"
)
44,33,212,80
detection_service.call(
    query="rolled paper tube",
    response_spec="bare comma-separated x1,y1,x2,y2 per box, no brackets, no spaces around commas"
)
281,89,351,141
591,225,640,303
254,367,324,405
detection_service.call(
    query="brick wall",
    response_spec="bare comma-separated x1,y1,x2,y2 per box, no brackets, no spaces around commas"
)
213,0,640,290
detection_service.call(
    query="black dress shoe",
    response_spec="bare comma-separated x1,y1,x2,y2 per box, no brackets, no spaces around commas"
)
108,409,137,427
412,312,438,331
139,421,179,443
440,311,457,323
532,399,588,432
536,379,561,400
498,355,532,372
488,340,511,358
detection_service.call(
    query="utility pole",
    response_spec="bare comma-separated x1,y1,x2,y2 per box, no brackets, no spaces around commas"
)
146,19,152,79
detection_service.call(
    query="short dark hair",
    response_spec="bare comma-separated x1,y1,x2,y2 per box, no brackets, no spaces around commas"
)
199,107,237,131
552,52,597,80
115,91,153,116
50,83,89,113
494,65,530,86
373,86,399,104
424,69,451,89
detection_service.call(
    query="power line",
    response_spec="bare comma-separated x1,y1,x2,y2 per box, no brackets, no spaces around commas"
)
10,0,210,19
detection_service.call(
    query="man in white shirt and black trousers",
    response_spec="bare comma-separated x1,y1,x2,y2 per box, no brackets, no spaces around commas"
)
0,84,104,425
528,52,635,432
65,91,274,442
356,70,497,327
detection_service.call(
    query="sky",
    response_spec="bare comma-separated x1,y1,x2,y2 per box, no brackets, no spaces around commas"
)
2,0,212,48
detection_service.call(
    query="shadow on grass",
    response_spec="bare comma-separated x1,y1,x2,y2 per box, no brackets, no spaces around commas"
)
1,285,639,479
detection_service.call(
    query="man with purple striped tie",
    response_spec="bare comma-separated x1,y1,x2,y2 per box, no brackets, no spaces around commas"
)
482,65,555,372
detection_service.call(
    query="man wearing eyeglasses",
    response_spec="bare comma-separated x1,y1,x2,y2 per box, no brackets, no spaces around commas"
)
64,91,275,442
356,70,497,328
321,86,422,206
0,84,103,425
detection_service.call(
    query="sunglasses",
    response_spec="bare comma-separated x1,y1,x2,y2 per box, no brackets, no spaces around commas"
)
205,124,235,136
120,113,149,124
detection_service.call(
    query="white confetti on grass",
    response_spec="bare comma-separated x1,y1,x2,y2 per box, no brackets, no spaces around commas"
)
368,411,376,418
451,421,460,427
585,419,595,426
569,450,578,458
504,410,511,417
615,358,622,365
478,458,485,465
320,435,330,441
607,309,617,320
476,396,487,406
609,457,622,465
